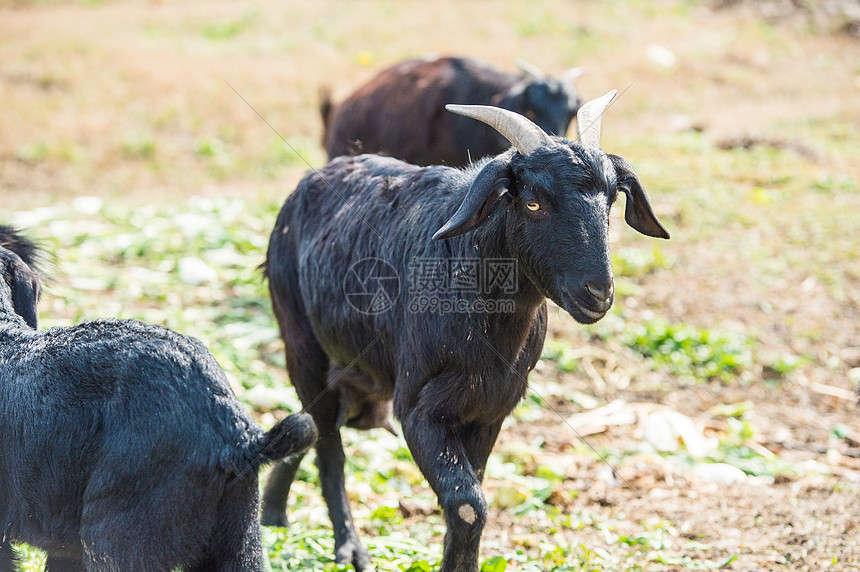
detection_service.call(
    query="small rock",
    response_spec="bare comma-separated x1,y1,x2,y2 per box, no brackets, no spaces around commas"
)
399,498,436,518
545,487,572,507
667,113,696,132
259,411,276,428
691,463,747,485
642,410,718,459
290,504,330,528
567,399,636,430
840,347,860,368
646,44,676,68
770,425,793,444
72,196,104,214
570,391,599,410
595,466,619,488
642,411,678,453
178,256,218,285
242,385,295,411
493,483,528,509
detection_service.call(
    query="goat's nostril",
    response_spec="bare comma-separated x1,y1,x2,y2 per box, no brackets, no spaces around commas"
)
585,281,613,302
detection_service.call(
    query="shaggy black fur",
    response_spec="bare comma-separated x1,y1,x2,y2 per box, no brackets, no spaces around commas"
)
0,229,318,572
0,226,40,273
322,56,583,167
262,125,669,572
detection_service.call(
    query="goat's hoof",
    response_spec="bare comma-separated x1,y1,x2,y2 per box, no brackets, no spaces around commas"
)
260,510,288,528
335,540,371,571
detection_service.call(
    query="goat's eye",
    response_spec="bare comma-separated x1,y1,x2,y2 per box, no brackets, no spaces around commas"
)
526,201,541,211
525,110,537,121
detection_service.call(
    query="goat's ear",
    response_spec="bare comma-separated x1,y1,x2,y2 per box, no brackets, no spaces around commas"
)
8,259,40,329
608,154,670,239
433,157,511,240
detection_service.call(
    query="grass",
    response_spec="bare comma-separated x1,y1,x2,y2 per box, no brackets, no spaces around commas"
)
5,199,616,570
6,189,842,570
620,318,755,383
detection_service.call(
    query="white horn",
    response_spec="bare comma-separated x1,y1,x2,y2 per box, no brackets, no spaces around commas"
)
446,104,553,155
515,58,545,80
576,90,617,147
562,66,585,84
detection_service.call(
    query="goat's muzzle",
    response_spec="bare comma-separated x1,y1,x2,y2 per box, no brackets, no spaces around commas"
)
557,280,614,324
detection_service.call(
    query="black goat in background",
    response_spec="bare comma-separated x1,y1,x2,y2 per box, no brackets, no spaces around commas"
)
0,226,317,572
262,91,669,571
321,56,583,167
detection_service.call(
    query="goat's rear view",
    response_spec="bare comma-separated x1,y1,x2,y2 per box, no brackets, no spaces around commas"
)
0,226,317,572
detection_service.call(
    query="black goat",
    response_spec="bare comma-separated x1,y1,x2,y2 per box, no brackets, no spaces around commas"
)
262,92,669,571
0,226,318,572
321,56,583,167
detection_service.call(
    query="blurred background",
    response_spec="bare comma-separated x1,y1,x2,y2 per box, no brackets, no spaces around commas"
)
2,1,859,570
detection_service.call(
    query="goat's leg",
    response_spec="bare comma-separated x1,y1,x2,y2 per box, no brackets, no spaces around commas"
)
260,453,304,527
80,473,221,572
261,308,326,528
402,410,487,572
461,421,504,482
263,393,369,571
314,407,371,570
265,287,367,567
259,337,369,568
190,478,265,572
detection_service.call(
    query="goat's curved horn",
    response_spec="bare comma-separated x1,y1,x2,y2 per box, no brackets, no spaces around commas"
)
562,66,585,84
515,58,545,80
576,89,617,147
445,104,552,156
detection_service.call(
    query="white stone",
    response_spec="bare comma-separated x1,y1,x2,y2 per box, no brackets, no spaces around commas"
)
242,385,295,411
72,196,104,214
178,256,218,285
692,463,747,485
647,44,677,68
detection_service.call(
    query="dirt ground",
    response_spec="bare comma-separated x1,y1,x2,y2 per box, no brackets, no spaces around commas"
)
2,1,860,570
480,365,860,570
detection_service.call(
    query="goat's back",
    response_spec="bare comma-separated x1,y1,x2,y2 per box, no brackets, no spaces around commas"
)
0,319,267,551
323,57,516,166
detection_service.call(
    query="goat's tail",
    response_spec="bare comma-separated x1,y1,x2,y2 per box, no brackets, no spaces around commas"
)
258,412,318,464
319,86,334,136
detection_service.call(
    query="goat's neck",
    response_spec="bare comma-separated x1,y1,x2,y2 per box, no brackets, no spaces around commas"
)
467,215,544,313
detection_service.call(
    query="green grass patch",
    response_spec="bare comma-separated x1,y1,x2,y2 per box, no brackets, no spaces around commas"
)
621,319,753,382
